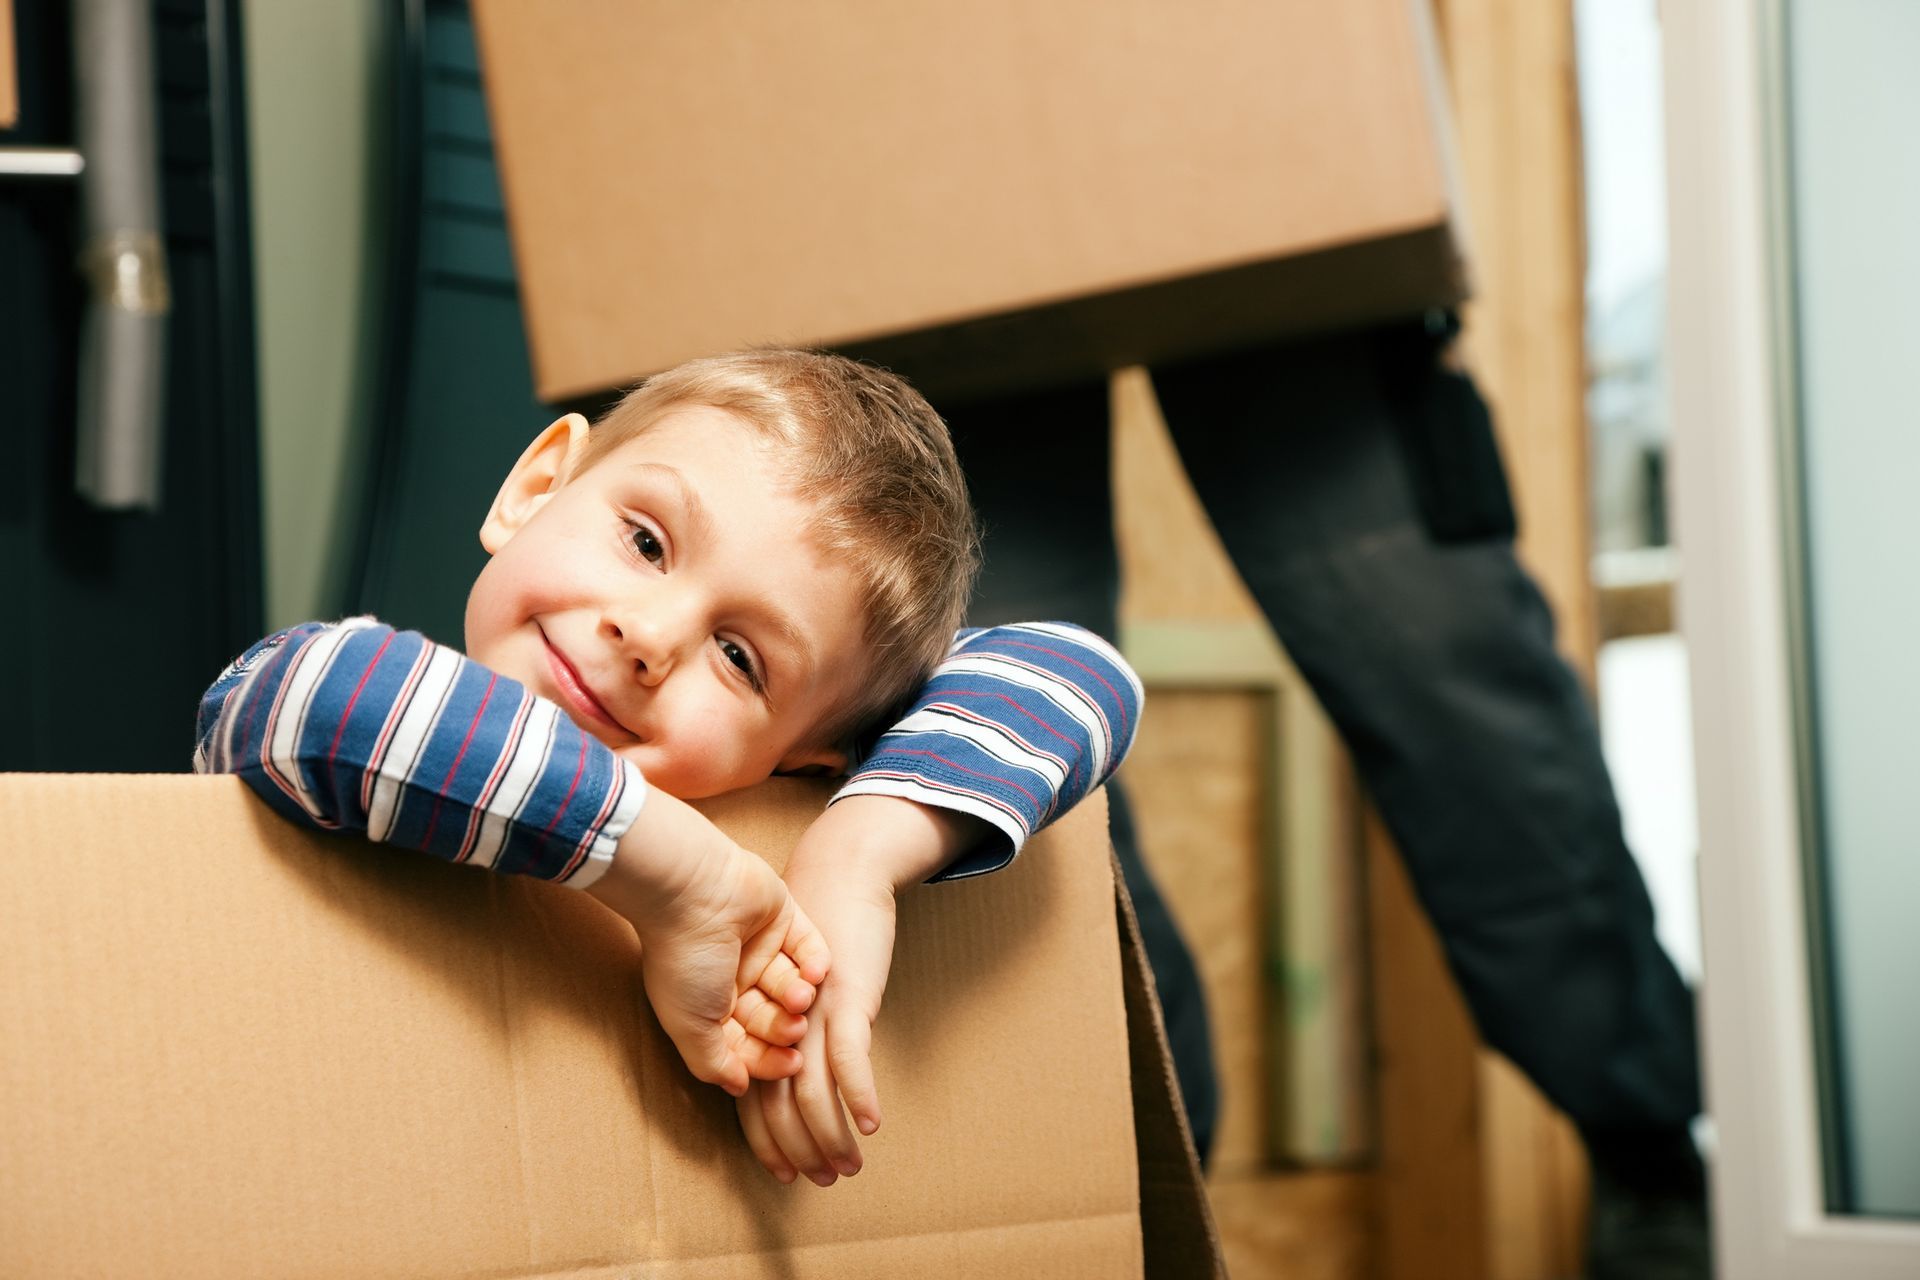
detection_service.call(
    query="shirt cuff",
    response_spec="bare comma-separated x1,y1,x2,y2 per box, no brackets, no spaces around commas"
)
556,757,649,891
828,774,1028,882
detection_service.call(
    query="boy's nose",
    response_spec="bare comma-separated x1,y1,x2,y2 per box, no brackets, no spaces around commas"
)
600,605,694,686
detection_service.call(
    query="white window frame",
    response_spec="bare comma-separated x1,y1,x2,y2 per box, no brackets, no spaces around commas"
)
1665,0,1920,1274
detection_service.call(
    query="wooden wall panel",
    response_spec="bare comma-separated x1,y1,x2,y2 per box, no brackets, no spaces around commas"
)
1209,1172,1371,1280
1430,2,1595,1277
1124,690,1273,1177
1480,1053,1590,1276
1367,811,1491,1280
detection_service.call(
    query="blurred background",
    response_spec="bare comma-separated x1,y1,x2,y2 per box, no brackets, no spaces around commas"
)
3,2,1915,1278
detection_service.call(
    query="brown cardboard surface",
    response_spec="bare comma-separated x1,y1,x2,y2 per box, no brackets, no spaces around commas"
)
470,0,1468,403
0,776,1224,1278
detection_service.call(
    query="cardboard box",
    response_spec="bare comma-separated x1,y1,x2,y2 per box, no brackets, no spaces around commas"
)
471,0,1468,403
0,775,1222,1278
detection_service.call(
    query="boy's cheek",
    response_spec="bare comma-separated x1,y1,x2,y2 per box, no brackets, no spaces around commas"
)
462,624,532,691
461,564,520,659
621,722,769,800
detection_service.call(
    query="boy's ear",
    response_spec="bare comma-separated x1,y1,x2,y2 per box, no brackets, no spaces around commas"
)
479,413,592,554
774,741,851,779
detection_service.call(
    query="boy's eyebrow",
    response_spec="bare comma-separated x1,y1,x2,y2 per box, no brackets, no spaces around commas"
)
761,605,818,693
625,460,817,689
627,462,715,546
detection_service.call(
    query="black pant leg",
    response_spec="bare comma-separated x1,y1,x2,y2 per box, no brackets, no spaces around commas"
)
943,382,1221,1164
1150,330,1702,1136
945,381,1123,638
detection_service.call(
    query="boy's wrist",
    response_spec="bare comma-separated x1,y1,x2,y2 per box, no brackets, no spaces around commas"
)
797,794,991,890
589,788,729,931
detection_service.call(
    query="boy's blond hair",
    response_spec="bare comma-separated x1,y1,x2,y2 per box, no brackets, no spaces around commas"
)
577,349,980,747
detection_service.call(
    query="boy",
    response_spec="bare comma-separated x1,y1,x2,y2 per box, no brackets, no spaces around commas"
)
197,349,1140,1184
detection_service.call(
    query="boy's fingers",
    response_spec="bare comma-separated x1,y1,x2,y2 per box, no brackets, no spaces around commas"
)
783,904,832,987
735,988,808,1047
735,897,798,1000
639,952,749,1097
754,953,816,1016
793,1035,862,1177
763,1078,836,1188
737,1030,803,1083
736,1091,798,1184
715,1019,752,1096
827,1017,883,1137
669,1016,749,1098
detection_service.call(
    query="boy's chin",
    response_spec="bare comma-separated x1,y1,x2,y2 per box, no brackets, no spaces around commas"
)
618,749,770,804
773,763,839,780
648,763,837,803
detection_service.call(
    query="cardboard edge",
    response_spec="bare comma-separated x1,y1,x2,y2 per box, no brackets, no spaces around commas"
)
1114,851,1231,1279
547,225,1470,411
1405,0,1476,297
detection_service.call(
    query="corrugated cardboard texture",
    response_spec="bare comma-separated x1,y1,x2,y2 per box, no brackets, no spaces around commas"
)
0,776,1155,1278
470,0,1466,402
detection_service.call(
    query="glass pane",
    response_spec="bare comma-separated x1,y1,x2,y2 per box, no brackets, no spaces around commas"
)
1780,0,1920,1220
1575,0,1704,992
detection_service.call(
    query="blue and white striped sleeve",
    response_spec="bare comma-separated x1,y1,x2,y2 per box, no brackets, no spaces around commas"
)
193,617,646,888
834,621,1144,882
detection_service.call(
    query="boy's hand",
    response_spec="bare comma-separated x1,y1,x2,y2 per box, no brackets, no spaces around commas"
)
736,866,895,1184
588,790,831,1097
734,795,989,1184
636,848,824,1096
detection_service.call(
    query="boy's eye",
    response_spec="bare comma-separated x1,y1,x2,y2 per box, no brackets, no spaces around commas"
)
719,639,763,690
628,523,665,566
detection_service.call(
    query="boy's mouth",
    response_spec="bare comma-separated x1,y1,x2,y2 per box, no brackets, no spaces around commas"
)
538,630,631,738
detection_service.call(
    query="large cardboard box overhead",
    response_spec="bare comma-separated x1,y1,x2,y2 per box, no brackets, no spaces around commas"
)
0,776,1223,1278
472,0,1468,403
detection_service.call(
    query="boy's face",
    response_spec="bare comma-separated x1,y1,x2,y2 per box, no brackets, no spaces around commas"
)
464,406,869,798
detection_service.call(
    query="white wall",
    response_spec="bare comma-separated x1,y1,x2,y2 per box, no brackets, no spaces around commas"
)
1786,0,1920,1218
243,0,382,628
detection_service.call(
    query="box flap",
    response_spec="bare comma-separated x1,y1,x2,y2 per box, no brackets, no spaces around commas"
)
0,775,1142,1278
1115,854,1230,1278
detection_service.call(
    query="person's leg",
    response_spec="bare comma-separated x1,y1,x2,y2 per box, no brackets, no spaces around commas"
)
1149,328,1702,1211
942,381,1221,1165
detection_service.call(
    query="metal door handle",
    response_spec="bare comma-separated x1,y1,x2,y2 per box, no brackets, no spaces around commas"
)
71,0,169,511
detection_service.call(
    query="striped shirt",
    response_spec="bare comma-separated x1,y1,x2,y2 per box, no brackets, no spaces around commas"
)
195,617,1141,888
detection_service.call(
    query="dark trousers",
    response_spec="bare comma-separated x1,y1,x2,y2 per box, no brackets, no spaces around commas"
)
945,324,1702,1165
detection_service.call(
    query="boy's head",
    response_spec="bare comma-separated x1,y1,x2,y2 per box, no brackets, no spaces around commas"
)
463,349,979,799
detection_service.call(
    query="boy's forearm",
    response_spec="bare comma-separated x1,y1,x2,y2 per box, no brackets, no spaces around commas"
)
838,621,1142,881
198,618,642,886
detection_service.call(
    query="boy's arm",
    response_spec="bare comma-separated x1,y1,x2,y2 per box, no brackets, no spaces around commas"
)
196,617,641,885
736,795,969,1184
197,618,828,1093
735,622,1144,1184
829,620,1144,880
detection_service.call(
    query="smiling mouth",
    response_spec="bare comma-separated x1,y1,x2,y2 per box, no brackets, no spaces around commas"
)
539,632,630,737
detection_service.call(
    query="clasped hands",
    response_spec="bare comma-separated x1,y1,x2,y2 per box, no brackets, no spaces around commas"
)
589,790,984,1184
